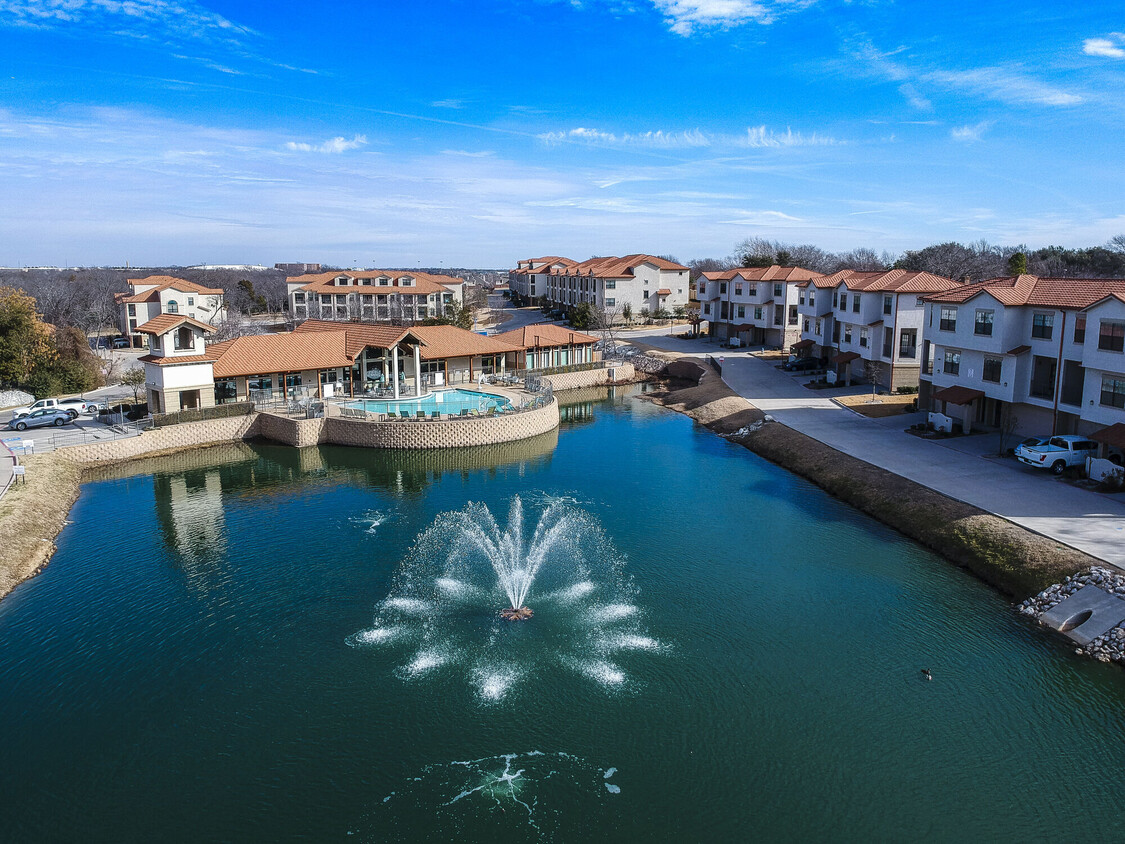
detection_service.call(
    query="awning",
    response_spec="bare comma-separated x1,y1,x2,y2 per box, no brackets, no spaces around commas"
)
932,385,985,405
1006,344,1031,356
792,338,815,350
832,351,861,364
1091,422,1125,450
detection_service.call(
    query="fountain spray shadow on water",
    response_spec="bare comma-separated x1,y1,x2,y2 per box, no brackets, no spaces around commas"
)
347,496,663,702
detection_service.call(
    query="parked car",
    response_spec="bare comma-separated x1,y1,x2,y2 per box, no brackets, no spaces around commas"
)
783,356,825,372
7,408,73,431
112,337,130,349
1016,435,1099,474
11,397,93,419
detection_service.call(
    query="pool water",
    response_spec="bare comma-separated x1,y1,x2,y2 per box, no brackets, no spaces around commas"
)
345,388,512,416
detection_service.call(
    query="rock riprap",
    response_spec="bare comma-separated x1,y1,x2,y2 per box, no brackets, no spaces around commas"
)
1019,566,1125,663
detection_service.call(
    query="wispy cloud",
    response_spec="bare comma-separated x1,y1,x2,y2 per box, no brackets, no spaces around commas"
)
648,0,815,36
951,121,991,142
852,38,1084,109
740,125,839,147
285,135,368,154
0,0,257,43
538,125,839,149
717,209,804,224
1084,33,1125,59
432,99,468,109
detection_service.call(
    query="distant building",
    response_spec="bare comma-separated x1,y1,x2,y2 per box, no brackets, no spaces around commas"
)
275,262,322,274
508,257,577,304
694,265,822,347
114,276,227,349
511,254,690,318
286,269,464,323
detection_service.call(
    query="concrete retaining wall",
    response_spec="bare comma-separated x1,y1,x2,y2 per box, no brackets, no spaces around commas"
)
544,362,635,392
61,415,261,464
255,413,327,448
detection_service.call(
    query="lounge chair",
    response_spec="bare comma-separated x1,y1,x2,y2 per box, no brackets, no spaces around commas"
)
416,411,427,420
458,409,469,418
430,411,440,420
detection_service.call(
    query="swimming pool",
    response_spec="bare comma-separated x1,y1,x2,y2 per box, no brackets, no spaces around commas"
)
343,388,512,417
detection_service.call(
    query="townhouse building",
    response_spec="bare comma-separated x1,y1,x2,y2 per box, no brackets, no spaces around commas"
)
115,276,227,349
793,269,962,391
508,257,576,305
286,270,464,324
542,254,690,319
922,275,1125,437
694,266,820,347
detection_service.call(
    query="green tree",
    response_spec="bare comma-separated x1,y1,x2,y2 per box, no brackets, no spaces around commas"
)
0,286,57,388
569,302,594,330
1007,251,1028,275
121,366,146,402
622,303,633,323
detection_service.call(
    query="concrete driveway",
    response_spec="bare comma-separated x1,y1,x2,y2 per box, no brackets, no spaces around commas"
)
624,328,1125,569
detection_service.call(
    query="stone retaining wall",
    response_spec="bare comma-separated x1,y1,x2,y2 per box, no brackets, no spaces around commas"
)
61,415,262,464
544,362,635,392
319,399,559,449
255,413,326,448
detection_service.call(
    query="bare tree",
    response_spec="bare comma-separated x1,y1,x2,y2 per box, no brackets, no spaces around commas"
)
592,306,623,352
863,360,881,399
120,366,146,402
998,405,1020,457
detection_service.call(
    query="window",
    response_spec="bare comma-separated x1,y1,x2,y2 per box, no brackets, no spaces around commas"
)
736,305,745,319
749,284,758,297
605,298,615,307
916,296,925,307
378,278,389,286
167,300,179,314
294,292,305,304
788,305,798,325
832,291,838,308
703,303,710,315
1074,315,1086,344
1031,312,1053,340
605,280,615,290
799,292,805,306
899,329,917,358
698,282,706,295
852,294,860,313
943,349,960,375
1030,355,1057,398
320,294,331,304
719,283,727,294
939,307,957,332
127,303,136,316
173,326,194,351
774,283,783,297
214,379,238,405
974,309,994,336
808,293,815,307
643,290,649,299
400,278,413,287
1102,376,1125,408
839,293,847,310
754,307,763,320
859,327,869,348
883,327,893,358
361,294,373,303
734,284,743,296
815,319,822,335
883,295,893,316
983,358,1002,383
1099,320,1125,352
844,325,853,343
187,297,195,306
803,318,810,332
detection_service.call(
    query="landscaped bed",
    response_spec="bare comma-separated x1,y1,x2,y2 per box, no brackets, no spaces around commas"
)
835,392,918,418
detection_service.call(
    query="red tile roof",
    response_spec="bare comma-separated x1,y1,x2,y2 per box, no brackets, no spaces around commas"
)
791,338,815,349
138,353,214,366
294,319,521,360
492,324,598,348
832,351,861,364
925,275,1125,308
134,314,216,335
549,254,689,277
207,331,353,378
802,269,960,293
702,265,823,282
656,288,672,296
287,270,464,296
116,276,224,303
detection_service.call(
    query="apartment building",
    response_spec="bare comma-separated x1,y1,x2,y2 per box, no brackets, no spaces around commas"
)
794,269,961,391
115,276,227,349
922,275,1125,436
508,257,576,304
542,255,690,318
694,266,821,347
287,270,464,324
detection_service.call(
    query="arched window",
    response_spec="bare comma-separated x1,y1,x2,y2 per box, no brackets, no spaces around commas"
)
167,300,179,313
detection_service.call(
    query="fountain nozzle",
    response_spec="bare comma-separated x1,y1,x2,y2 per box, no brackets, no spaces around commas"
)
500,606,533,622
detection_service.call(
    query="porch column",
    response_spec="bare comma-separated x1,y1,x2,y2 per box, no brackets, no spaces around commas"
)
413,343,422,396
392,344,401,400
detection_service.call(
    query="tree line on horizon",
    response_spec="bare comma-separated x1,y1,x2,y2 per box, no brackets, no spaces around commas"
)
680,234,1125,283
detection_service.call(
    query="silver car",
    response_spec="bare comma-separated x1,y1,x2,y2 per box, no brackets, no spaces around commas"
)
8,407,73,431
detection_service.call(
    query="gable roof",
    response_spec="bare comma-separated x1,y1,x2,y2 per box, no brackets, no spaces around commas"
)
293,319,520,360
550,254,689,278
801,269,960,293
925,275,1125,308
134,314,216,336
287,270,464,295
700,265,823,282
206,331,353,378
115,276,225,303
492,324,598,348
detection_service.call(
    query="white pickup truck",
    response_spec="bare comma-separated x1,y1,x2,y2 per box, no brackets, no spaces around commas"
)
1016,435,1099,474
11,397,96,418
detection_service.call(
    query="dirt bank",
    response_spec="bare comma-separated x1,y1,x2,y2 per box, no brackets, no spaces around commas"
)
644,358,1092,598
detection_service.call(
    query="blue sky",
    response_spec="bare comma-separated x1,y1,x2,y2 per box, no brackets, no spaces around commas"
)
2,0,1123,268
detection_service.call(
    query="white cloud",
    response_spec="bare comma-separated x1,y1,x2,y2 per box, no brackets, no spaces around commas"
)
285,135,367,154
648,0,814,35
432,99,467,109
740,125,839,147
0,0,256,41
1083,34,1125,59
951,121,990,142
538,127,712,148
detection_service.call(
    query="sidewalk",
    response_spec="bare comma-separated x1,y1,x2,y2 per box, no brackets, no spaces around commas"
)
626,329,1125,568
